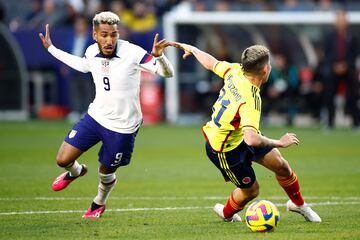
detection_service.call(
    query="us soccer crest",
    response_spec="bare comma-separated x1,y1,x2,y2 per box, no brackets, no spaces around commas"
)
101,60,110,74
69,130,77,139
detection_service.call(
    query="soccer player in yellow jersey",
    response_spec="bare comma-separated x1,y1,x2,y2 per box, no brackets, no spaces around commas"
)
170,42,321,223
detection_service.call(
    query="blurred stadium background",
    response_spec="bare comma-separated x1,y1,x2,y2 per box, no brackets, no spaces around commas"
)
0,0,359,129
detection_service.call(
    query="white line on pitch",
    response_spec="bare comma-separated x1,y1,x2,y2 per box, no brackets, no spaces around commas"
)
0,196,359,201
0,206,211,216
1,201,360,216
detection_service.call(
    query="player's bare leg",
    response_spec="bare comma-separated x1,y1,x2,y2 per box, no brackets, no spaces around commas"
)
214,182,259,222
256,149,321,222
83,164,117,218
52,142,87,191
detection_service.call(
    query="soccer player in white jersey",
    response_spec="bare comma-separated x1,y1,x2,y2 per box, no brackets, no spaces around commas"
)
39,11,174,218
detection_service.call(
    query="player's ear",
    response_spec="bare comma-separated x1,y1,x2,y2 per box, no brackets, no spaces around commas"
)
263,64,270,74
93,32,97,42
261,64,267,75
267,63,272,73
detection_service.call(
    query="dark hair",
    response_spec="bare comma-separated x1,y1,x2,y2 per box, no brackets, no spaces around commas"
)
241,45,270,74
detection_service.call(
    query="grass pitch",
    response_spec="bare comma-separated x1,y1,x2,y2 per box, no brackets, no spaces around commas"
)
0,121,359,239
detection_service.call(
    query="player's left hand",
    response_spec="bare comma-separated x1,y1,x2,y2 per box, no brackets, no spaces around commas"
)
151,33,170,57
279,132,300,148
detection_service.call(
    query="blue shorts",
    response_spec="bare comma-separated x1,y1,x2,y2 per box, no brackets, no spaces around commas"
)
64,114,138,171
205,141,272,188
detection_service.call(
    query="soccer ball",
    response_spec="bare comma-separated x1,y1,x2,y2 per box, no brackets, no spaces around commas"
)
245,200,280,232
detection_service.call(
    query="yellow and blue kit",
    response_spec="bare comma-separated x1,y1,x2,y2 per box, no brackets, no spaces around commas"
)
202,61,262,152
202,61,271,188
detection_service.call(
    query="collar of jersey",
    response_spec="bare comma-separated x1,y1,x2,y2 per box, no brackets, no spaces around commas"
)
95,50,120,59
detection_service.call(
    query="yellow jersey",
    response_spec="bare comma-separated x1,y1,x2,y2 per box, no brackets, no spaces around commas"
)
202,61,262,152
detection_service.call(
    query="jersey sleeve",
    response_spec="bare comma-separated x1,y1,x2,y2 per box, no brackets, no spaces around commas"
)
212,61,234,79
239,100,260,133
138,52,158,74
48,45,90,73
128,44,157,74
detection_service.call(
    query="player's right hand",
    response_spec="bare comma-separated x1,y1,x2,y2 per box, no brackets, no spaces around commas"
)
39,24,53,49
279,132,300,148
169,41,193,59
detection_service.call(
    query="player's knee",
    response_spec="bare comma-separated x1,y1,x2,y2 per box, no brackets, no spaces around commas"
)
242,182,259,201
55,142,82,168
276,158,292,177
55,153,70,167
249,184,260,199
246,190,259,201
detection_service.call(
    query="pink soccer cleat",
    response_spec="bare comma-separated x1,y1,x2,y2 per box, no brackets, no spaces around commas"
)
51,164,87,191
83,203,106,218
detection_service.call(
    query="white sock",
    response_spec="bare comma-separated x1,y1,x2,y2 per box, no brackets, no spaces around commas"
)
65,161,82,177
93,173,116,206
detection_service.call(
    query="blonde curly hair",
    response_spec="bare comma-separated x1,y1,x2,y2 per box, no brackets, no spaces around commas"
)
92,11,120,29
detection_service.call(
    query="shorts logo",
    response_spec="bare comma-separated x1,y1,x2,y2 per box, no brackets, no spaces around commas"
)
242,177,251,184
69,130,77,139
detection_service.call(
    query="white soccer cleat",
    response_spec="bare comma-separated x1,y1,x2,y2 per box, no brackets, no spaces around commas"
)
286,200,322,222
213,203,242,222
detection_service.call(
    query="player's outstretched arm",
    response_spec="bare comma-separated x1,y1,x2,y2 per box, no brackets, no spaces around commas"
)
39,24,53,49
151,33,174,78
39,24,89,73
243,129,299,148
169,41,218,71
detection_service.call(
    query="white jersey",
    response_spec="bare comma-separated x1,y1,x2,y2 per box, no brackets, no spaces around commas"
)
48,40,164,133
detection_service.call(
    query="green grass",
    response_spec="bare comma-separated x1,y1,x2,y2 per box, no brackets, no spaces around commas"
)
0,121,359,239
